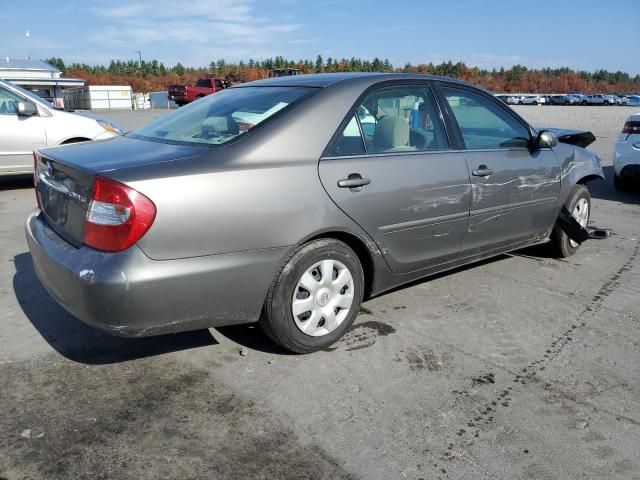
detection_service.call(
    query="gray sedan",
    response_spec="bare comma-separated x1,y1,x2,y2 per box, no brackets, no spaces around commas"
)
26,73,604,353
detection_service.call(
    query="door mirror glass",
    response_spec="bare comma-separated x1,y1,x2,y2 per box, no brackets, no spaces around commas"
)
17,101,37,116
537,130,558,148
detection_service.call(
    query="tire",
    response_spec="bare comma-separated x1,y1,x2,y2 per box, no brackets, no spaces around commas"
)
61,137,91,144
518,101,523,105
614,174,631,191
564,101,570,106
546,185,591,258
581,101,588,106
259,239,365,353
532,101,538,105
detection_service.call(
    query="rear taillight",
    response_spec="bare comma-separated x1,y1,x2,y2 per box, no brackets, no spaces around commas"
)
622,121,640,134
83,177,156,253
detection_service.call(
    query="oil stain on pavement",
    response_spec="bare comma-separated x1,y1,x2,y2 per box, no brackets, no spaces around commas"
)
0,356,355,480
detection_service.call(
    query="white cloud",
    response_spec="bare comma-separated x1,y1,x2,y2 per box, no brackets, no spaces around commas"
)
89,0,303,64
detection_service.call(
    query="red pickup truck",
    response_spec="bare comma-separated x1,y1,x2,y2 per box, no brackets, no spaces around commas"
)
168,78,226,106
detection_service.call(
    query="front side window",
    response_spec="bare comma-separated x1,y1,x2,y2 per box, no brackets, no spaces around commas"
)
442,86,531,150
130,86,316,147
327,84,448,156
0,86,21,115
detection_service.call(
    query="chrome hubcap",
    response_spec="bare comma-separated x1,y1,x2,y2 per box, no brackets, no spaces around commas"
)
292,259,354,337
570,197,589,248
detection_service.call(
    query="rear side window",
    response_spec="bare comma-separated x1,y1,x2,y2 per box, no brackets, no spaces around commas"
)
326,84,448,156
196,79,211,88
327,115,366,156
442,86,531,149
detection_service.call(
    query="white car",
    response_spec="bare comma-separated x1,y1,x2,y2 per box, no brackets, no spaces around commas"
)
518,95,546,105
616,95,629,106
0,79,123,176
613,112,640,190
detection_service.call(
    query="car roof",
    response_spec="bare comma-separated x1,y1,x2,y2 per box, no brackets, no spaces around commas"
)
235,72,480,90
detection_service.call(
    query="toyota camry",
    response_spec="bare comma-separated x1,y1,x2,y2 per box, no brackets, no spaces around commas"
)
26,73,604,353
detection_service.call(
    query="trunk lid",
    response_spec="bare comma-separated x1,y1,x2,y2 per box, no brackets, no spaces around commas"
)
35,153,94,247
35,136,203,246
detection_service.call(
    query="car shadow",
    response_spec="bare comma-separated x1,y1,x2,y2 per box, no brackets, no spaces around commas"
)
588,166,639,204
214,324,294,356
0,175,34,191
12,252,217,365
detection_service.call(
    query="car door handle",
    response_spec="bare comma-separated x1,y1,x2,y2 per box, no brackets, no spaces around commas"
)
472,166,493,177
337,175,371,189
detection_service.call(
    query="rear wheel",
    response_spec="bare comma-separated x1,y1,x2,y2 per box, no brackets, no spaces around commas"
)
546,185,591,258
259,239,364,353
614,174,632,191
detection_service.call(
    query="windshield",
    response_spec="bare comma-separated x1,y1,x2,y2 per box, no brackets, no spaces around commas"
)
130,86,316,147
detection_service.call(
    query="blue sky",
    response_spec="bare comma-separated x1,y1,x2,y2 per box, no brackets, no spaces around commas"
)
0,0,637,74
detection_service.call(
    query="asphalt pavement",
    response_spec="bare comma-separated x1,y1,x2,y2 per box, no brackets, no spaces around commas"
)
1,106,639,480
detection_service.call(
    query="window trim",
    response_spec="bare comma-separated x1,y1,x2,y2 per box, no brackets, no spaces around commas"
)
432,81,536,151
321,80,453,159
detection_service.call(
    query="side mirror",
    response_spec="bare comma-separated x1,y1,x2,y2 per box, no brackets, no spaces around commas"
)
537,130,558,149
17,101,37,116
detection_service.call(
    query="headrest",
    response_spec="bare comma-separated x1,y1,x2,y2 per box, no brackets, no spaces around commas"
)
202,116,238,135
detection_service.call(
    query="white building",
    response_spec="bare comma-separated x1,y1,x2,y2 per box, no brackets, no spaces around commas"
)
0,58,84,107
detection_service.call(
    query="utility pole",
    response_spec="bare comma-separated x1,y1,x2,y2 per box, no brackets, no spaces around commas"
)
135,50,142,68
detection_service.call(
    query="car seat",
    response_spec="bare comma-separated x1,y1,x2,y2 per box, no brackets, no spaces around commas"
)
372,116,416,153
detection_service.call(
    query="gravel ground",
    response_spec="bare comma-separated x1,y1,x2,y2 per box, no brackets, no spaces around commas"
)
1,106,639,480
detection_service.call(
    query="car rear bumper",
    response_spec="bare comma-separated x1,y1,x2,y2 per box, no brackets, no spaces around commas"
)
619,164,640,182
25,210,287,337
613,141,640,177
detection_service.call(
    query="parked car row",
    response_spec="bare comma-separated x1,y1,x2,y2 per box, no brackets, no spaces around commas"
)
496,93,640,106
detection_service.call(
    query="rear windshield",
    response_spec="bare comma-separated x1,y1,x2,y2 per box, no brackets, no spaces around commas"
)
129,86,316,147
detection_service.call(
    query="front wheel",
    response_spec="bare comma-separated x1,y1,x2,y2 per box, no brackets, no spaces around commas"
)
546,185,591,258
260,239,364,353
